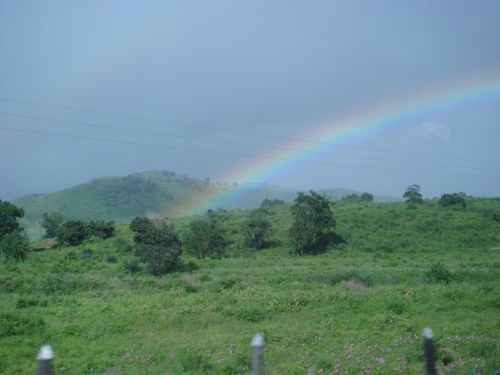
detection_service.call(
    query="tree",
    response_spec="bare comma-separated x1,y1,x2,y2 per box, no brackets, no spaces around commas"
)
360,192,374,202
56,220,90,246
260,198,285,209
87,220,115,239
183,214,226,259
439,193,467,208
0,200,29,262
243,208,273,249
341,193,360,203
0,200,25,239
0,230,30,262
403,184,423,208
289,191,337,255
129,217,182,275
40,212,64,238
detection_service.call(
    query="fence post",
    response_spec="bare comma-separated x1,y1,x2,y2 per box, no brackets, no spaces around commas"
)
251,333,265,375
37,345,54,375
423,327,437,375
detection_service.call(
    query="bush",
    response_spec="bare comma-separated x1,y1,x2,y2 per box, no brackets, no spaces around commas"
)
40,212,64,238
183,215,226,259
80,248,94,259
88,220,115,239
439,193,467,208
130,218,182,275
243,208,273,249
123,257,141,274
56,220,90,246
426,262,453,283
0,230,30,262
106,254,118,263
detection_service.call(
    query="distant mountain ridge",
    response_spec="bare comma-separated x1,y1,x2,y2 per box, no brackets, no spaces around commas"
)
12,170,400,223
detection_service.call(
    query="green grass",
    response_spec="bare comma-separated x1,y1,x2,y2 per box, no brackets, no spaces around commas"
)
1,198,499,374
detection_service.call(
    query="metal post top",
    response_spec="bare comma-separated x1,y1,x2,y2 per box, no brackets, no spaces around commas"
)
251,334,264,348
37,345,54,360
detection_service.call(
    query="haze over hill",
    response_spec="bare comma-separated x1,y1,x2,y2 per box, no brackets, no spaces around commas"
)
12,170,399,223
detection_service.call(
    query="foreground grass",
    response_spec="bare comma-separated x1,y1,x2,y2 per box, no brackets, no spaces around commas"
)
1,199,499,374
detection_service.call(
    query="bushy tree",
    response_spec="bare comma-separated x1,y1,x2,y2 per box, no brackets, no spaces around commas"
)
56,220,90,246
183,214,226,259
129,217,182,275
88,220,115,239
341,193,360,203
0,230,30,262
0,200,25,239
260,198,285,209
289,191,337,255
243,208,273,249
0,200,30,262
360,192,374,202
40,212,64,238
403,184,423,208
439,192,467,208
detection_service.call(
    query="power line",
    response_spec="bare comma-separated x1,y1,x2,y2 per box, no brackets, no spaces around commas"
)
1,96,498,166
1,126,499,180
2,111,499,172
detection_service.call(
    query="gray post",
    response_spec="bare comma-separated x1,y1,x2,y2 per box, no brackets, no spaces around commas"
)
37,345,54,375
423,327,437,375
251,334,265,375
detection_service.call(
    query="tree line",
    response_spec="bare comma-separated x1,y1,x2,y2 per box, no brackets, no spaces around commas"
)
0,185,469,269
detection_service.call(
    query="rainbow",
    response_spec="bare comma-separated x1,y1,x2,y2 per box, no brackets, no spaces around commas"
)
180,72,500,216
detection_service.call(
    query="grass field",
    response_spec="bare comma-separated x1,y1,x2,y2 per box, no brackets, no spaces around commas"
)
1,198,499,374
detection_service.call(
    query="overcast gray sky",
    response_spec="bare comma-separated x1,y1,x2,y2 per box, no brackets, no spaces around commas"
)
1,0,499,200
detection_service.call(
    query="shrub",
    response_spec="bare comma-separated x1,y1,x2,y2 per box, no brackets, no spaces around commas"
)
106,254,118,263
243,208,273,249
80,248,94,259
88,220,115,239
439,193,467,208
183,216,226,259
40,212,64,238
426,262,453,283
0,230,30,262
130,218,182,275
56,220,90,246
123,257,140,274
0,312,45,338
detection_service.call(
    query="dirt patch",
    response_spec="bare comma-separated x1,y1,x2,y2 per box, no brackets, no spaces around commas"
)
41,239,55,250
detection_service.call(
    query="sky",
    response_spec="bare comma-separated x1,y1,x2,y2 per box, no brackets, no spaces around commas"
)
1,0,499,201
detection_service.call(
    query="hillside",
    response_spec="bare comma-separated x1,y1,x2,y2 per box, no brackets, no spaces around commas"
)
1,198,498,374
12,170,398,225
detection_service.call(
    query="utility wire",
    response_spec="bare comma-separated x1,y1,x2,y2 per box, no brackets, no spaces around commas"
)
1,96,498,166
2,112,499,173
1,126,499,180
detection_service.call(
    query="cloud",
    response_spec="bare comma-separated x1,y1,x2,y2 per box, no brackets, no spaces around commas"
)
421,121,452,143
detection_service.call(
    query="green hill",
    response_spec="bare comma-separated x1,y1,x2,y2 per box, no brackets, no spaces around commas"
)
0,197,499,374
12,171,399,226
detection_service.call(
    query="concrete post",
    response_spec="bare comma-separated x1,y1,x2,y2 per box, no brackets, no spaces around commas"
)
423,327,437,375
251,334,265,375
37,345,54,375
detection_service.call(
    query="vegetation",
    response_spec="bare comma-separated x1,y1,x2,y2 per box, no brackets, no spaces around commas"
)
403,184,424,208
289,191,337,255
439,192,467,208
243,208,273,249
341,192,374,203
40,212,64,238
0,200,30,262
130,217,182,275
0,197,499,374
183,211,227,259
